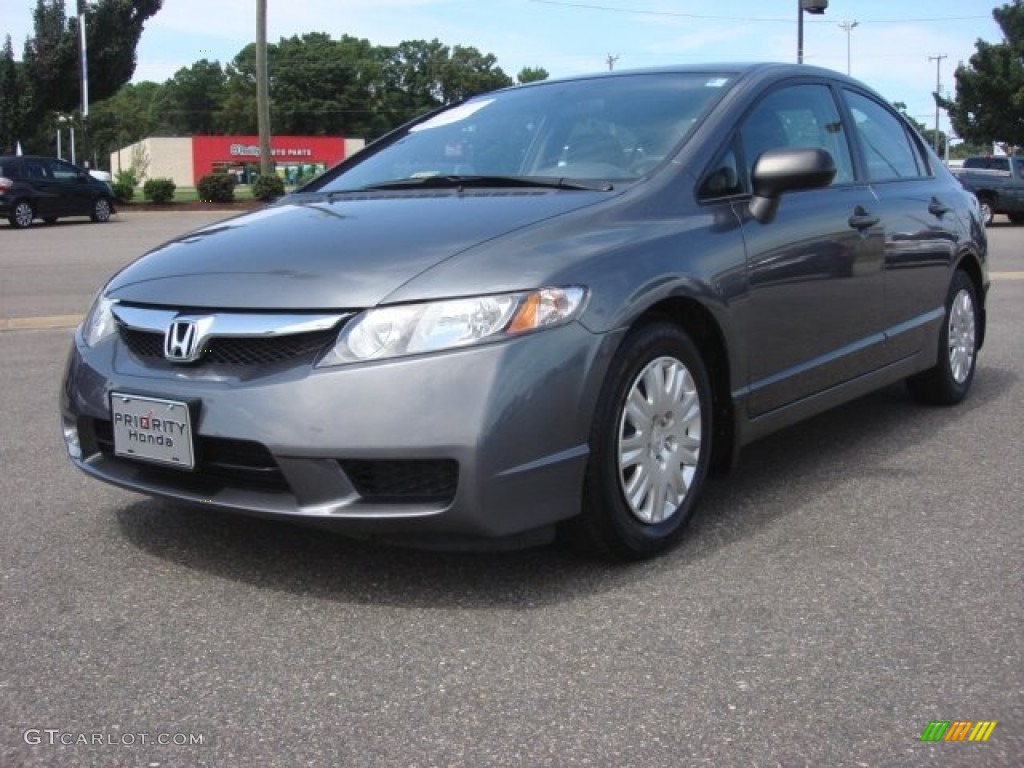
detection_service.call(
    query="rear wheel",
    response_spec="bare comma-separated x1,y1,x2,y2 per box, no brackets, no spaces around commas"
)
906,270,979,405
90,197,112,223
563,323,712,560
9,201,34,228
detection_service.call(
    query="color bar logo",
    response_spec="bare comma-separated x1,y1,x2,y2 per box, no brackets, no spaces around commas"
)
921,721,997,742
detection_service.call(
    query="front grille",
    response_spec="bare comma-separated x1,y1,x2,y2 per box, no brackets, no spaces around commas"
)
118,325,337,367
91,418,288,490
340,459,459,503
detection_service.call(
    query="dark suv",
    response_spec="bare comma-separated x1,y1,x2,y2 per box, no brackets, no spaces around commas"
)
0,155,116,228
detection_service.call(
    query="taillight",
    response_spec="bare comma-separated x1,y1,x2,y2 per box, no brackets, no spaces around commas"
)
0,176,12,193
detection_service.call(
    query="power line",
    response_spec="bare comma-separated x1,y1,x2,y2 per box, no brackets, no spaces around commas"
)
526,0,988,25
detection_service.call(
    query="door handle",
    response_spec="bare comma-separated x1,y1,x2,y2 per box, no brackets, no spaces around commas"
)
928,197,951,217
848,206,879,230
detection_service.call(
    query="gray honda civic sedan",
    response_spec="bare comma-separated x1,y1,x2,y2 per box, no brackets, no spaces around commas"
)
61,63,988,559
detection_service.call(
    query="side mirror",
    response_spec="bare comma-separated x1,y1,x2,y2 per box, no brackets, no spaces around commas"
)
749,147,836,223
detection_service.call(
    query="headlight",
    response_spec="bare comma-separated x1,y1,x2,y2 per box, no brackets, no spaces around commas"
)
319,286,587,366
81,294,117,347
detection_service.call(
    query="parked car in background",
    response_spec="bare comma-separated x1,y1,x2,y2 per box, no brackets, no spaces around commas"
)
61,63,988,559
950,155,1024,225
0,154,116,228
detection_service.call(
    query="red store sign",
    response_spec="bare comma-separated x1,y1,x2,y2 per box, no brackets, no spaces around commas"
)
192,135,347,179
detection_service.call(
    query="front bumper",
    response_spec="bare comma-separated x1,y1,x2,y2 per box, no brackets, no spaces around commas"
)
61,321,618,544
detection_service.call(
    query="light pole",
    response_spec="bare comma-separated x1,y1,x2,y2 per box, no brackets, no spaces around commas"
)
929,54,948,154
838,20,859,75
77,0,90,167
798,0,829,64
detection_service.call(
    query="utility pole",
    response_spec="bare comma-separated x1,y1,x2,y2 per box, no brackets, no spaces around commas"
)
929,54,947,155
838,20,858,75
256,0,273,177
606,53,619,71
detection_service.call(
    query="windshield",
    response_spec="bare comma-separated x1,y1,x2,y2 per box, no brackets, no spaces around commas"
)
311,72,736,191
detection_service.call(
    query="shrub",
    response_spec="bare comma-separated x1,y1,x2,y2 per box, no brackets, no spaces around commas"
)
142,177,176,204
252,173,285,201
113,169,136,203
197,172,236,203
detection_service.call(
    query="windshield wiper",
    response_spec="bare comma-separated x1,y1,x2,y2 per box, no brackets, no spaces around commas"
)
356,175,613,193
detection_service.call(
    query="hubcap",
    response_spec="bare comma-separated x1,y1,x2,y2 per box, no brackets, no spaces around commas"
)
94,200,110,220
948,288,976,385
617,356,702,524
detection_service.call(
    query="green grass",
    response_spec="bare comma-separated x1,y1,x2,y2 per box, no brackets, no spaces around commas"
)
172,185,257,202
120,185,258,204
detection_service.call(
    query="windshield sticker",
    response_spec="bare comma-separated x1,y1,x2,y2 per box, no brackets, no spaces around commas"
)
705,78,730,88
410,99,495,132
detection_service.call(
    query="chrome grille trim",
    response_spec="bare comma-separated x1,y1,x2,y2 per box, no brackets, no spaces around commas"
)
112,305,353,366
112,305,352,337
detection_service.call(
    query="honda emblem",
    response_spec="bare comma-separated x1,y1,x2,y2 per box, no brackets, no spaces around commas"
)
164,319,202,362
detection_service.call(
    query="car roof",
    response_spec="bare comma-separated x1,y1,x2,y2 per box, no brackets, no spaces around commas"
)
500,62,877,103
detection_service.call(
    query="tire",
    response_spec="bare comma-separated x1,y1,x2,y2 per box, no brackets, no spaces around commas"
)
9,201,34,229
906,270,979,405
90,197,112,223
1007,212,1024,225
563,323,712,560
977,197,994,227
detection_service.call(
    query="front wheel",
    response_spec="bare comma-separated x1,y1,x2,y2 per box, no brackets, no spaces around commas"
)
90,197,112,223
9,201,34,228
906,270,979,405
563,323,712,560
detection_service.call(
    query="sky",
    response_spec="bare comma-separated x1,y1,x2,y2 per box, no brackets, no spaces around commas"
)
0,0,1006,139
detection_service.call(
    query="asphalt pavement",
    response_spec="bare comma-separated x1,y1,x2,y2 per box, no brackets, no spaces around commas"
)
1,211,1021,767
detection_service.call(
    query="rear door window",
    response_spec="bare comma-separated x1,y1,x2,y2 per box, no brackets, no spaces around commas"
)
844,90,930,181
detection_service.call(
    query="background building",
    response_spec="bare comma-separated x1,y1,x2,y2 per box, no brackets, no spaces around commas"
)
111,135,366,187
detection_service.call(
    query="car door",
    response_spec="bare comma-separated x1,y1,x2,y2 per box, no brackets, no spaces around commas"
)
841,89,959,363
47,158,95,217
17,158,59,218
735,82,886,417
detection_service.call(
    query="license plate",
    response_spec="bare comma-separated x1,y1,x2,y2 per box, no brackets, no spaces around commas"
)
110,393,195,470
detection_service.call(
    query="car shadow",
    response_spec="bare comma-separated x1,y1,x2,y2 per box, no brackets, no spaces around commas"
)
115,363,1017,609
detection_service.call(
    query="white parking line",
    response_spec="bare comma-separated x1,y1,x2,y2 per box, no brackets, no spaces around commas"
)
0,315,82,332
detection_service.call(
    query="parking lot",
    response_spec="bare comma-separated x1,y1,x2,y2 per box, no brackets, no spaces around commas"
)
1,210,1022,766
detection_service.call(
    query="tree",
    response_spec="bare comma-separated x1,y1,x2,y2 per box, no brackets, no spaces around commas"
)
16,0,163,156
89,33,528,158
22,0,163,113
88,80,166,167
893,101,948,156
937,1,1024,151
0,36,28,153
157,60,227,134
517,66,549,84
21,0,79,116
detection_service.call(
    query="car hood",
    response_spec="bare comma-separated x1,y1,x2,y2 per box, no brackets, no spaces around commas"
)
105,191,610,309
